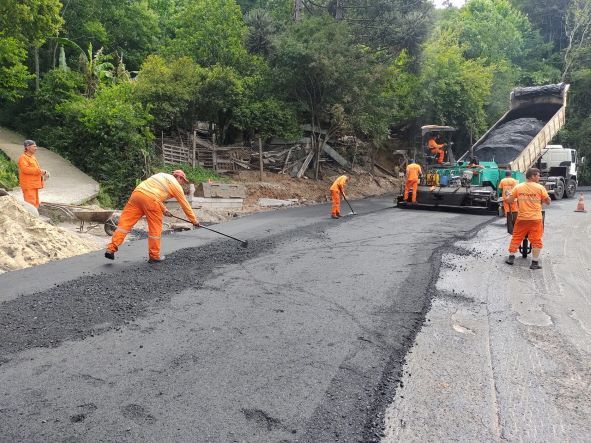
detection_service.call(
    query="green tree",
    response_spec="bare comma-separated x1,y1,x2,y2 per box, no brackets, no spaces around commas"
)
0,34,33,102
419,30,494,152
166,0,248,68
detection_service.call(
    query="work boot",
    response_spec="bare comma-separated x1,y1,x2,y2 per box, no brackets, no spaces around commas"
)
148,255,166,264
104,251,115,260
529,261,542,270
331,215,339,219
505,254,515,265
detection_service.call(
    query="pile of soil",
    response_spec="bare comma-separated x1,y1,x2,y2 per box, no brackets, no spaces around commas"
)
231,168,399,211
0,196,101,272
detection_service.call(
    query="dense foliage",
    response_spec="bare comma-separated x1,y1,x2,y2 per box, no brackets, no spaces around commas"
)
1,0,590,204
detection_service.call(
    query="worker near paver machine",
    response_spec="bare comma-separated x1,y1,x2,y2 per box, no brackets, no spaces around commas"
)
105,170,199,263
17,140,49,208
330,175,348,219
498,170,519,231
504,168,551,270
427,134,447,164
403,161,422,204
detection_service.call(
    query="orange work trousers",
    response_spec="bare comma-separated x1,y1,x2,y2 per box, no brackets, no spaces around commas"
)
404,180,418,203
331,190,341,216
430,148,444,164
22,188,40,208
107,191,164,260
508,219,544,253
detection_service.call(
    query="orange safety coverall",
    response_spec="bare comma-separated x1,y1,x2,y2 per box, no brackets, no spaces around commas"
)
107,173,198,260
17,152,44,208
508,182,549,253
428,138,445,164
498,177,519,214
404,163,422,203
329,175,348,217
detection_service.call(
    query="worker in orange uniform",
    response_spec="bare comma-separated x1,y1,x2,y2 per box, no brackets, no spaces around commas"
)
403,161,422,203
105,170,199,263
17,140,49,208
504,168,551,270
427,134,447,164
498,170,519,231
329,175,348,219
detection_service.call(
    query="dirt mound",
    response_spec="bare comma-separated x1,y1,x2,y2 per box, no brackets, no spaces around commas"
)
0,196,100,272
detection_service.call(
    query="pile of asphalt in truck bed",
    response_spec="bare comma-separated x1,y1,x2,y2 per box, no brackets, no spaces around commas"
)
474,117,545,165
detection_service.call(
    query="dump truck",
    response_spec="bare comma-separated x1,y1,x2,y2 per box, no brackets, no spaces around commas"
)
397,82,571,212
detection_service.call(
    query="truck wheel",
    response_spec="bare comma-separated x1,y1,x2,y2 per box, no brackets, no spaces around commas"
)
564,179,576,198
551,181,564,200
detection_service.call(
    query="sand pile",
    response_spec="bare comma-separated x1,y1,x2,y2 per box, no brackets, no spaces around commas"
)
0,196,100,272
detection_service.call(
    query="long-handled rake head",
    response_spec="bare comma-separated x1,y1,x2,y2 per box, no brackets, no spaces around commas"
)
168,214,248,248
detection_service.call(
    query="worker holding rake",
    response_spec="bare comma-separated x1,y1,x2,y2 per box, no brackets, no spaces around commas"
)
330,175,348,219
105,170,198,263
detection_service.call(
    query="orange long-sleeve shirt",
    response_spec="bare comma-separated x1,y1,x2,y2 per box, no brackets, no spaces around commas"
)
330,175,348,196
428,138,444,150
135,173,197,224
18,152,44,190
406,163,422,181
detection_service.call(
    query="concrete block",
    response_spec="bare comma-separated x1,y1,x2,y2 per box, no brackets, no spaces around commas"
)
166,197,243,211
195,183,246,198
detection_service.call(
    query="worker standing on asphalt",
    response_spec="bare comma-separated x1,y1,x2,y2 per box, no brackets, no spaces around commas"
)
498,170,519,231
105,170,199,263
428,134,446,164
17,140,49,208
504,168,551,270
330,175,348,219
403,161,422,203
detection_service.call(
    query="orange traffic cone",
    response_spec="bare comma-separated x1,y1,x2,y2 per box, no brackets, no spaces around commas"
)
574,192,587,213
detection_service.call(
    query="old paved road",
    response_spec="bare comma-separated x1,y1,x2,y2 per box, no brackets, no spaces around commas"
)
0,196,487,441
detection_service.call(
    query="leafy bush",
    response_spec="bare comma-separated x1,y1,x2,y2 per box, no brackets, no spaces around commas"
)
45,82,155,206
0,151,18,190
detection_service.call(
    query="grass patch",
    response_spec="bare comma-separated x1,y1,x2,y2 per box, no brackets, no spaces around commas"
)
0,151,18,190
154,164,226,184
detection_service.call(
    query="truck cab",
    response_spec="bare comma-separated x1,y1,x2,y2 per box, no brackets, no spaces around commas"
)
538,144,579,199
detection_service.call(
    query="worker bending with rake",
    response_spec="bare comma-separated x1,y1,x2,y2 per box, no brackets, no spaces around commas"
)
403,161,422,203
504,168,551,270
105,170,198,263
330,175,348,219
498,170,518,232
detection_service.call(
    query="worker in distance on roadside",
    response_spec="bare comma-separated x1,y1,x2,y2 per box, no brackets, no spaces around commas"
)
403,161,422,204
17,140,50,208
504,167,551,270
105,170,199,263
330,175,348,219
498,170,518,231
427,133,446,164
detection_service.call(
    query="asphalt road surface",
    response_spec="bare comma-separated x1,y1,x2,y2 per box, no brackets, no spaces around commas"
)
0,196,490,442
383,193,591,442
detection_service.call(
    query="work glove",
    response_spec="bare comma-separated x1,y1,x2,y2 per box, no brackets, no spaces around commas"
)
164,210,172,217
193,222,201,228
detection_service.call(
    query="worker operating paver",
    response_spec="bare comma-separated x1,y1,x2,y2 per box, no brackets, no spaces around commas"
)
329,175,348,219
504,167,551,269
17,140,49,208
105,170,198,263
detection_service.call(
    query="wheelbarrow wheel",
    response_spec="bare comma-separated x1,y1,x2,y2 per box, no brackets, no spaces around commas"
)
519,237,530,258
104,214,119,236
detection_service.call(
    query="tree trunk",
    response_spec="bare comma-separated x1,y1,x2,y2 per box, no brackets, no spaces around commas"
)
294,0,303,21
34,46,40,92
258,136,264,181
